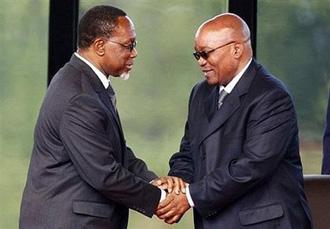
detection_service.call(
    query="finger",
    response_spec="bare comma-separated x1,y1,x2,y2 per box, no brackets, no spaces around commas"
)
159,183,168,190
151,178,163,187
152,177,170,190
173,177,180,195
165,213,182,224
179,179,186,193
157,205,174,219
167,177,174,193
156,206,175,219
156,177,166,185
157,206,176,219
155,179,162,186
157,196,180,219
157,194,174,210
150,179,159,186
156,195,176,217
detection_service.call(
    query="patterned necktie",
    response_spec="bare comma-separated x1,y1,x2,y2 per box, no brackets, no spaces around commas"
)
217,89,228,110
107,83,117,109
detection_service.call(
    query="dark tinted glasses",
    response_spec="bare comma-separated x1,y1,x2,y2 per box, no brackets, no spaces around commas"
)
193,41,235,60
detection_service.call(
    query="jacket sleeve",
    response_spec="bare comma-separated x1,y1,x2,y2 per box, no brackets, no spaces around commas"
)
168,85,199,183
59,94,160,217
189,89,299,217
168,121,194,183
125,146,158,182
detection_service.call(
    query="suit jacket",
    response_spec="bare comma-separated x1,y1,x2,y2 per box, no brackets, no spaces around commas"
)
322,92,330,174
19,55,161,229
169,60,312,228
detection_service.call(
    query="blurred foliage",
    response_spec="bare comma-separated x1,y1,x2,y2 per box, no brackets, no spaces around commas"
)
258,0,330,140
0,0,329,228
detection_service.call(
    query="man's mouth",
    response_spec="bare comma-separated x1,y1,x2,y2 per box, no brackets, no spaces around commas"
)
202,69,213,76
126,63,133,71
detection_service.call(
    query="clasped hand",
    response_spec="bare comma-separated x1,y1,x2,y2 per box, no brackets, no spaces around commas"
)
151,176,191,224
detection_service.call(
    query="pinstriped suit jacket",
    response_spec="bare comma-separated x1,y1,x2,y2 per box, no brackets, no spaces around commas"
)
19,55,160,229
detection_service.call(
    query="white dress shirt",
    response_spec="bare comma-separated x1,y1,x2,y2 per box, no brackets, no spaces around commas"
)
75,52,110,89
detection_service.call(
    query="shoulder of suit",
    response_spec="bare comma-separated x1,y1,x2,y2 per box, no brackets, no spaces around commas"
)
188,80,213,101
193,80,213,93
250,65,292,100
47,61,95,103
250,61,287,90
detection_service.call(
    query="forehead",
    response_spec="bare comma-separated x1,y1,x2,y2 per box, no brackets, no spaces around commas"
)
111,16,136,40
195,27,232,49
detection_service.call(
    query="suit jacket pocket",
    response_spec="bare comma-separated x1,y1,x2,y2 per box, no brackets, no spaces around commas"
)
239,203,283,226
72,200,114,218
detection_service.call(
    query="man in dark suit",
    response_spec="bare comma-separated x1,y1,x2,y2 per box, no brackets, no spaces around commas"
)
156,13,312,228
322,92,330,174
19,5,164,229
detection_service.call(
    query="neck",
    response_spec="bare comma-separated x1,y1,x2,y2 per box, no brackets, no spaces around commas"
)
77,48,108,78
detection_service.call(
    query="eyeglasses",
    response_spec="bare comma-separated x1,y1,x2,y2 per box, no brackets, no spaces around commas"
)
108,40,137,52
193,40,236,60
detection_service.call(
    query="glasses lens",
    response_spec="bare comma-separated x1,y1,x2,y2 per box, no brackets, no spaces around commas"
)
199,51,208,60
193,52,200,60
193,51,208,60
129,41,137,52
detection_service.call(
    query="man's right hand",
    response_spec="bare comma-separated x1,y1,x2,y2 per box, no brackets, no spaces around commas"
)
155,192,190,224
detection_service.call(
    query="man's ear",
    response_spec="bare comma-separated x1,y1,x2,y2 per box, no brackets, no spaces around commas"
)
232,43,243,59
93,38,106,56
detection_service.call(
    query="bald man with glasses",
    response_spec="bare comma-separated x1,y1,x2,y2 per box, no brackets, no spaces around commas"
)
155,13,312,229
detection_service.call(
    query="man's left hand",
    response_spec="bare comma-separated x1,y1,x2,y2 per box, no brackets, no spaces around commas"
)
151,176,187,194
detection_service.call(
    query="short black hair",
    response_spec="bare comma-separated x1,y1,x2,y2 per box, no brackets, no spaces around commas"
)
78,5,127,48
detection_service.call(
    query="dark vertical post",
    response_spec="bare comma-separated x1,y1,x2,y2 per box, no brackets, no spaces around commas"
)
48,0,79,85
229,0,257,58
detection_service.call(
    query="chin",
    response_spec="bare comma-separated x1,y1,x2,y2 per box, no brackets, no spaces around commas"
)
206,78,218,85
119,72,130,80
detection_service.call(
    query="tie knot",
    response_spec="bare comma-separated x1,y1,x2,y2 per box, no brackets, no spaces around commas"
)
219,89,228,101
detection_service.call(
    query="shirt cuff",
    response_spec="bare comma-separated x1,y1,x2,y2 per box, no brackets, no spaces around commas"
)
186,184,195,207
159,189,166,203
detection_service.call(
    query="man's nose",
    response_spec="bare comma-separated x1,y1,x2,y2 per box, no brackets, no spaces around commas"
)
130,47,137,58
197,57,207,67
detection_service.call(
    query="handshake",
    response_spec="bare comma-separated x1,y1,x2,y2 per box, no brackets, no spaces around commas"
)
151,176,191,224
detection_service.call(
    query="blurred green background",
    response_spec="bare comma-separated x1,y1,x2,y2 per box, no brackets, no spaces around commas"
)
1,0,329,228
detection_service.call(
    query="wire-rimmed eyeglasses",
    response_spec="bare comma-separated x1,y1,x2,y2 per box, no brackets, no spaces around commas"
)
108,40,137,52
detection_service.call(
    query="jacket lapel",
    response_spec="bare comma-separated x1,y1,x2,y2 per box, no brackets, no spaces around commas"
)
198,59,258,145
199,90,241,145
69,55,126,141
204,86,219,121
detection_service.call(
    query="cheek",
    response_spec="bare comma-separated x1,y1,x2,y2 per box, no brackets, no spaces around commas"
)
109,53,126,69
116,52,130,66
216,56,232,73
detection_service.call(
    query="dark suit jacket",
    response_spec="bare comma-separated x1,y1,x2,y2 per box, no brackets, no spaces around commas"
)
322,92,330,174
19,55,161,229
169,60,312,228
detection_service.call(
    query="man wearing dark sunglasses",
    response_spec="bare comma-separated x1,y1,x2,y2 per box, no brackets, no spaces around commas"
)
19,5,165,229
156,13,312,228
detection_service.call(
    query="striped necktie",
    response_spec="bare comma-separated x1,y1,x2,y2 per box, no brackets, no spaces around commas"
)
107,84,116,109
217,89,228,110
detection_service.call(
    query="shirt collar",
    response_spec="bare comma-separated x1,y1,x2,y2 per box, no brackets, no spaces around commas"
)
74,52,110,89
220,58,252,94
